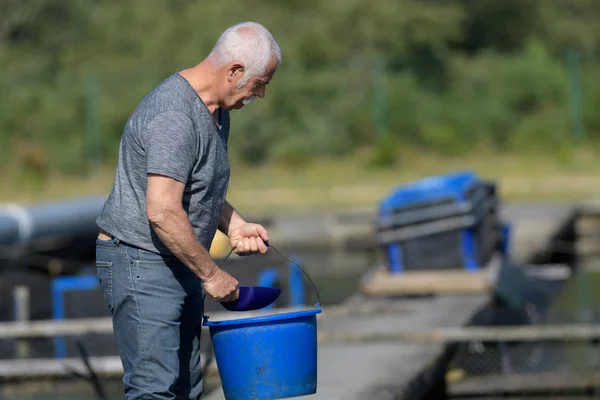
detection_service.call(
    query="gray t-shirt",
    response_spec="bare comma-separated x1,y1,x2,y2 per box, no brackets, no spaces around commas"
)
96,72,231,254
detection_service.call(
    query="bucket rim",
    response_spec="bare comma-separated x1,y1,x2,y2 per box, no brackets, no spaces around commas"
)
203,303,322,327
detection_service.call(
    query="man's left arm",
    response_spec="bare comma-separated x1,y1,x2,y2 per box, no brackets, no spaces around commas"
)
219,201,269,255
218,201,244,236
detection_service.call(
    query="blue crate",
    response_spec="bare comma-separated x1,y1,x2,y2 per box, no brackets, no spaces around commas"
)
379,170,479,213
51,273,100,359
377,170,501,273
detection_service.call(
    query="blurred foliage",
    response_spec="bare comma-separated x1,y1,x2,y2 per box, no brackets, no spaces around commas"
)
1,0,600,174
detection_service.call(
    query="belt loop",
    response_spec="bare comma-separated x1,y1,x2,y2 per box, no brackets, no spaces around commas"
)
113,237,120,246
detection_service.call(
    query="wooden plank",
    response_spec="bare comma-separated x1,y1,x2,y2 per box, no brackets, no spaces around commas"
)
6,309,600,346
317,323,600,344
0,306,314,339
0,354,215,380
450,372,600,396
574,216,600,236
577,199,600,216
0,317,114,339
576,256,600,270
359,266,495,296
9,310,595,348
575,237,600,256
0,303,416,341
520,263,571,281
0,356,123,379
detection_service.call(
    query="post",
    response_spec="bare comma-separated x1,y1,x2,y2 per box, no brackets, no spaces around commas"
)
84,70,101,173
52,274,101,358
288,256,306,307
500,223,512,259
13,285,30,358
258,268,280,311
567,47,585,144
371,55,388,137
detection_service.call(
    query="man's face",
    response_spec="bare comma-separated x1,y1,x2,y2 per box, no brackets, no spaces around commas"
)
222,55,277,111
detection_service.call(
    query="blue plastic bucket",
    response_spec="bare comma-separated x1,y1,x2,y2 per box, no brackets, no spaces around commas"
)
203,303,322,399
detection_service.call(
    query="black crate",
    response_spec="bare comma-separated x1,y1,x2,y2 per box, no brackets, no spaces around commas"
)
376,181,503,271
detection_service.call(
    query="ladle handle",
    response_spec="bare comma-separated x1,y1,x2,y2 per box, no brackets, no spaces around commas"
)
263,241,322,307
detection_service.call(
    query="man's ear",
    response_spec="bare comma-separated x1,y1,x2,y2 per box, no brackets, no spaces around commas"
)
227,62,245,83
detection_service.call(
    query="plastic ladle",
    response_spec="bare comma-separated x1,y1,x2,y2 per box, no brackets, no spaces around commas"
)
220,286,282,312
208,240,282,312
207,240,320,313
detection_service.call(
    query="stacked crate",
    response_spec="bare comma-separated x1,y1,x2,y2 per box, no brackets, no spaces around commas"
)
361,170,507,295
376,170,503,273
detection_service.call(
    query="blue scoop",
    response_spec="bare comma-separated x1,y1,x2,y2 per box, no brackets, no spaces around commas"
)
220,286,282,312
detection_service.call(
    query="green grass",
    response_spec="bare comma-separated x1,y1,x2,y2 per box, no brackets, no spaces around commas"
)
3,149,600,214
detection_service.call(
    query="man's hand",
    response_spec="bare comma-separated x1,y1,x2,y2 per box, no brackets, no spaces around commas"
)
229,223,269,256
202,267,239,302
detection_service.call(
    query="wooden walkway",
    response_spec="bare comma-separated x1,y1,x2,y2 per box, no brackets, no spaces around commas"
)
204,293,489,400
204,203,579,400
450,371,600,397
499,203,577,263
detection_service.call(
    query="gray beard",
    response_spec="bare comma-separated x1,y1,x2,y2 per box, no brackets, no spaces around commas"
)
242,95,256,105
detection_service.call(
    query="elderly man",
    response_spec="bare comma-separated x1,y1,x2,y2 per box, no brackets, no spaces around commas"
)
94,22,281,399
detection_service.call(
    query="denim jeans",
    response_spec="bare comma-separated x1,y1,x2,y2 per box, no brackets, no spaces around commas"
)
95,237,204,399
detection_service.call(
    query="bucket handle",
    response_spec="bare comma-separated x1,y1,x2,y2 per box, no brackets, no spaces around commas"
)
202,241,322,316
264,241,322,306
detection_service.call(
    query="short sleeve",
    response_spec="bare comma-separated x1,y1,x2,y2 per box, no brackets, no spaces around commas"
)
143,111,197,184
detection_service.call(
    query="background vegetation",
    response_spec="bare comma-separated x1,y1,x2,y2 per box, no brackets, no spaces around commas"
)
2,0,600,209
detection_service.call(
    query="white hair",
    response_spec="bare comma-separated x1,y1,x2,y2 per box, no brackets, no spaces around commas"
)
209,22,281,88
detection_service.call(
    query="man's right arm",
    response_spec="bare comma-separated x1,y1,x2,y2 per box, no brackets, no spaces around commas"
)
146,174,239,302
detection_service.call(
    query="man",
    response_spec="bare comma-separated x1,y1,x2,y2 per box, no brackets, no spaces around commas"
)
94,21,281,399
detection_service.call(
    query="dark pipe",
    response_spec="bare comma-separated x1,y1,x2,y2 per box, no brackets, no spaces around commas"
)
0,197,106,246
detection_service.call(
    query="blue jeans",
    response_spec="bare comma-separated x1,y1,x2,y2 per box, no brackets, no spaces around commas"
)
95,237,204,399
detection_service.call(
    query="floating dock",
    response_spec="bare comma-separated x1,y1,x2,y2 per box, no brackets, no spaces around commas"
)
203,200,579,400
0,178,587,399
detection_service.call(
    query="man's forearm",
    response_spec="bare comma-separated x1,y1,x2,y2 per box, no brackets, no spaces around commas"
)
149,206,217,281
219,201,246,236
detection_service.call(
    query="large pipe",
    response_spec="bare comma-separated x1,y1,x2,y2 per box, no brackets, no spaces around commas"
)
0,197,106,246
